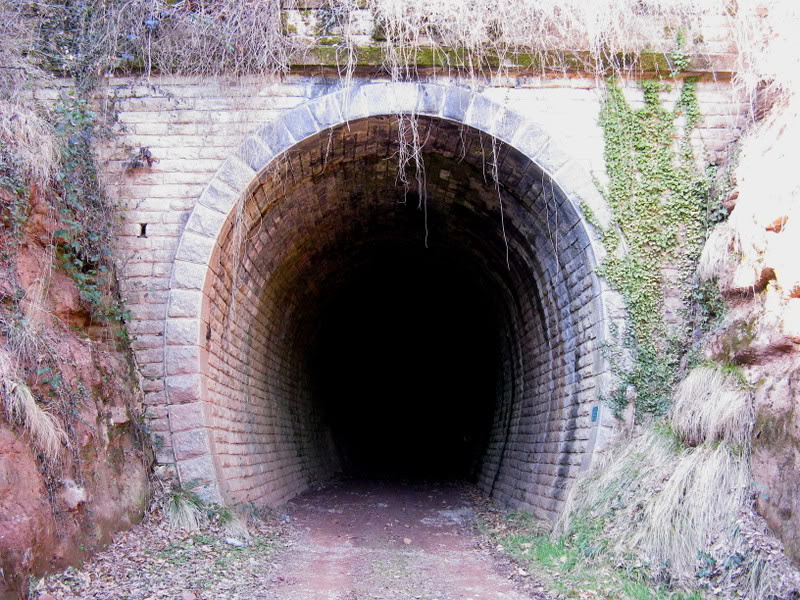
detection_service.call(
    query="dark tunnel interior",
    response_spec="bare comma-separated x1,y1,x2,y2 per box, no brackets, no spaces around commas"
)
311,246,501,481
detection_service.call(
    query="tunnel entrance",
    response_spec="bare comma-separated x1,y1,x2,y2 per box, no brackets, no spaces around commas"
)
170,87,607,518
312,246,499,481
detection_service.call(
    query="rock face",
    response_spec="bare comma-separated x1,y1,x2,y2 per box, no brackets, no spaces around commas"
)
703,96,800,564
0,190,150,599
751,371,800,561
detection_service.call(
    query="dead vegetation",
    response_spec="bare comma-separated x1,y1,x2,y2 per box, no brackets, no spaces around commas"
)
0,0,786,86
670,365,754,447
1,0,798,597
166,486,208,532
33,487,287,600
0,351,66,463
348,0,716,81
92,0,297,78
554,362,800,599
628,443,751,576
0,101,58,186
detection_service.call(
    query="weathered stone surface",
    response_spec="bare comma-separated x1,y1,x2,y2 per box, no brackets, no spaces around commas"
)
175,232,215,265
166,318,201,346
59,479,89,511
281,105,319,142
185,203,227,238
511,123,551,163
172,261,208,290
236,136,273,173
168,289,203,319
197,181,239,215
215,156,256,194
173,428,212,461
177,455,217,486
417,84,445,116
110,406,130,425
166,374,203,404
442,86,473,123
169,402,207,433
166,345,201,376
753,371,800,563
255,121,295,157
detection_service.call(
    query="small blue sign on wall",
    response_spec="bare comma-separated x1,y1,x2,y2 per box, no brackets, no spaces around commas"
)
591,406,599,423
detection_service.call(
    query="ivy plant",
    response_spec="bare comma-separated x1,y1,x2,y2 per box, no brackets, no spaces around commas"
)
595,78,713,417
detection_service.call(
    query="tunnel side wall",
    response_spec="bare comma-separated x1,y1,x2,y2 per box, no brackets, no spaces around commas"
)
476,201,602,518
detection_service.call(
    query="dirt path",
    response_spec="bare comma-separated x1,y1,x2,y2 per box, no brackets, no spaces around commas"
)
267,480,541,600
35,480,553,600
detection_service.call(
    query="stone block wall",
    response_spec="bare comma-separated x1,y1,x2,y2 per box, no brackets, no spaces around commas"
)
183,110,603,514
44,76,747,509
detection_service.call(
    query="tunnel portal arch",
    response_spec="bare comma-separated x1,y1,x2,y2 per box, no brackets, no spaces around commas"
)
161,82,613,518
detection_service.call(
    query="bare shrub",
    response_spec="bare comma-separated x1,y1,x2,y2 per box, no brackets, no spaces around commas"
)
0,0,44,98
324,0,724,84
71,0,298,79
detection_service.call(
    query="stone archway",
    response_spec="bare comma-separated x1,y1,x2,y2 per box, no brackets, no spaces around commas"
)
160,82,614,517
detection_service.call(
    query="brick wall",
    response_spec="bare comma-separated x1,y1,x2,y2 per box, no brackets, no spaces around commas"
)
81,78,747,510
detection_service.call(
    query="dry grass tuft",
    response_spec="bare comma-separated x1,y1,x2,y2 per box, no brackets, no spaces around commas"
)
558,425,754,587
0,100,58,186
219,508,252,541
554,427,679,537
670,365,753,447
0,352,66,463
627,443,751,575
557,363,759,592
697,221,735,282
166,487,207,532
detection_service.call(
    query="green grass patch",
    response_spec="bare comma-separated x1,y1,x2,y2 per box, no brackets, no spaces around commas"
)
484,513,703,600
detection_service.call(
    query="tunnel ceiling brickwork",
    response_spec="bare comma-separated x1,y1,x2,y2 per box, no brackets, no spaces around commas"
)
144,82,621,520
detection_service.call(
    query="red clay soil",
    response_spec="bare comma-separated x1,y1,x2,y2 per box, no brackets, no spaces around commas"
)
272,480,548,600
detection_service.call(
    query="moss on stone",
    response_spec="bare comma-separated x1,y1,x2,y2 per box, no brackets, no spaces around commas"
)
318,36,344,46
296,45,724,74
716,319,758,362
